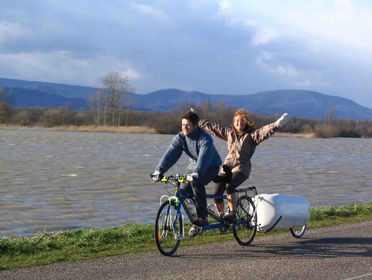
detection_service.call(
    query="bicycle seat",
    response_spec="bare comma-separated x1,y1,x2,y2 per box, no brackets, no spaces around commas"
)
236,186,257,195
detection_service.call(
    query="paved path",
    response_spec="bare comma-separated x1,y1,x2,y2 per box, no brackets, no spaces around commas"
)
1,221,372,280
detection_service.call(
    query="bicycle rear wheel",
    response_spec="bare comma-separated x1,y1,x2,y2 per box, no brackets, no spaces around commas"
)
233,195,257,246
155,200,183,256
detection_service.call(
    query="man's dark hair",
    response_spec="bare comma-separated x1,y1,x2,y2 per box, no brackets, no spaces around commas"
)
182,111,199,126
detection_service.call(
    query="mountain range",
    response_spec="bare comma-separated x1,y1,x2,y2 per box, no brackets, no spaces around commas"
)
1,77,371,120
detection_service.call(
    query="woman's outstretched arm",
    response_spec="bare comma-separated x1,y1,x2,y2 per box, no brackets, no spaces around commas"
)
198,119,229,141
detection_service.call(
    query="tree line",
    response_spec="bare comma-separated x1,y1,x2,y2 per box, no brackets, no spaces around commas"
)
1,101,371,138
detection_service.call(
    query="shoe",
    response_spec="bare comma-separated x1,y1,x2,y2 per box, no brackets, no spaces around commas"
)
195,217,209,226
218,213,224,221
188,225,198,237
219,225,228,235
223,212,237,224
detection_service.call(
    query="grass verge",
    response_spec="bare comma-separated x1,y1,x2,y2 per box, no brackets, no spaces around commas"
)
1,202,371,269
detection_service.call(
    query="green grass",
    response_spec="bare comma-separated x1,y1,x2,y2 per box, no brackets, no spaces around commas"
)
1,202,371,269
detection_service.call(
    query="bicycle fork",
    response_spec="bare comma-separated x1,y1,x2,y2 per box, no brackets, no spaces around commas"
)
162,205,184,241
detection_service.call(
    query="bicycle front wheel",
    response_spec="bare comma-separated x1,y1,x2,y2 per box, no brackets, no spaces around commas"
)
233,195,257,246
155,200,183,256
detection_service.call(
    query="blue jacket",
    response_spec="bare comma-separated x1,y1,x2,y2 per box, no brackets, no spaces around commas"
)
156,127,222,176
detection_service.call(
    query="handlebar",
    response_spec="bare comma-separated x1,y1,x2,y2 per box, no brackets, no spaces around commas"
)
150,173,186,184
150,174,258,195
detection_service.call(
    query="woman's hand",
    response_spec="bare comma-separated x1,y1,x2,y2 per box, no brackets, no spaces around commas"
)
275,113,289,127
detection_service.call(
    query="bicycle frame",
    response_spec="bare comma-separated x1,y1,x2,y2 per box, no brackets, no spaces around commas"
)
153,174,307,256
156,174,256,234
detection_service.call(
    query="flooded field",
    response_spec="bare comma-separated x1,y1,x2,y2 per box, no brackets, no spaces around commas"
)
0,129,371,237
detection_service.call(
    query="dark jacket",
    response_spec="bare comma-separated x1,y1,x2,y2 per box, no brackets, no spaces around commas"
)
156,127,222,176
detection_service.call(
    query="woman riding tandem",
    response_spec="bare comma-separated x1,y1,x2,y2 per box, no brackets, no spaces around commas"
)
199,109,289,224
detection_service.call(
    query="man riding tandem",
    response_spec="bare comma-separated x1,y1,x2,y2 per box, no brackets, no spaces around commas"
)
152,109,288,235
152,111,222,234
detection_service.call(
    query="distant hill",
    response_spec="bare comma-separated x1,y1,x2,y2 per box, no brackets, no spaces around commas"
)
3,87,87,110
1,77,372,120
0,78,94,110
131,89,372,120
0,77,96,99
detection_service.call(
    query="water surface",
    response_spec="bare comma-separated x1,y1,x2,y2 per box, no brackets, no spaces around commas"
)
0,129,371,236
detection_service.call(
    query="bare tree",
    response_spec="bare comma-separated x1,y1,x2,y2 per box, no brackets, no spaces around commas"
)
101,72,133,126
90,89,105,126
0,87,12,123
123,93,134,126
326,108,336,120
0,87,12,103
89,72,133,126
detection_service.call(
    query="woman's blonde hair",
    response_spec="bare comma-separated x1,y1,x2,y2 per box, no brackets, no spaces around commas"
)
233,109,256,133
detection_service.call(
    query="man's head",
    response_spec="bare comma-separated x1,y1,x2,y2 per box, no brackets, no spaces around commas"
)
181,111,199,136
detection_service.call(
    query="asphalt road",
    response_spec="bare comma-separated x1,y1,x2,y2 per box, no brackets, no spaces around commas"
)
1,221,371,280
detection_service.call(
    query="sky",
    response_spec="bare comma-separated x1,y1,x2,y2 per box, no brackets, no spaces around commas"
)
0,0,372,108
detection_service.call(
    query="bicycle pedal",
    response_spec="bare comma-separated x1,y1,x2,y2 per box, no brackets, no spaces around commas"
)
219,225,228,235
232,224,240,231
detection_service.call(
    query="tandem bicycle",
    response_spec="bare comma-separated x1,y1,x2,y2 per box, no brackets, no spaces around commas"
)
150,173,257,256
150,173,310,256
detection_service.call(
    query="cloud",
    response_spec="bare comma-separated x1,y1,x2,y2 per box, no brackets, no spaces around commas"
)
117,64,141,80
0,20,27,44
255,51,330,89
0,51,140,87
218,0,256,27
216,0,372,56
211,0,372,104
0,0,371,107
256,51,299,79
130,3,168,21
251,26,279,46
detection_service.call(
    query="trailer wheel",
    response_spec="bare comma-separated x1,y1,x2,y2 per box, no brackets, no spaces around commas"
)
290,225,306,238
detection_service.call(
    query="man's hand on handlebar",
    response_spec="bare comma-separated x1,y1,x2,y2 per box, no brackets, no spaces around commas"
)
151,171,198,182
151,170,163,182
186,172,198,182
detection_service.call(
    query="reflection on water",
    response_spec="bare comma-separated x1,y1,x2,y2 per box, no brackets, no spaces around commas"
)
0,129,371,237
